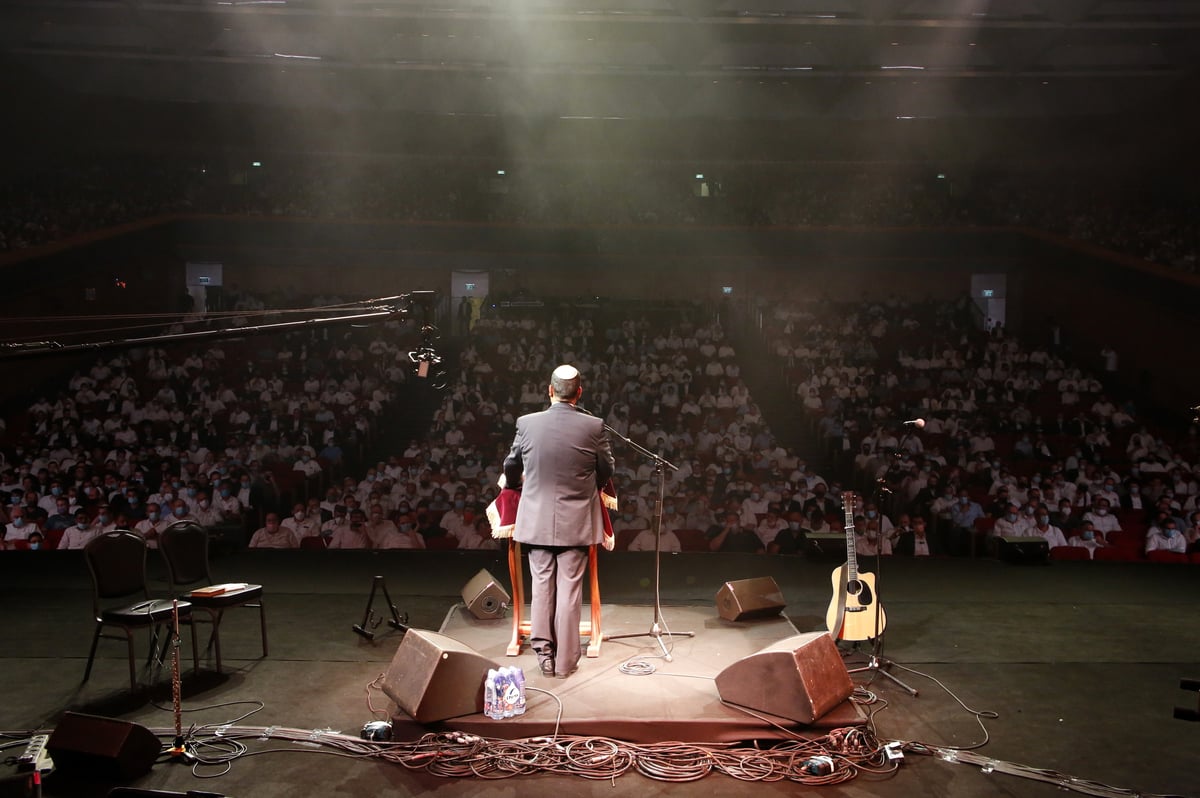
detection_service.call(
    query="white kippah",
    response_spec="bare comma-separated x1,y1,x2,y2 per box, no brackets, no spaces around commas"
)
552,364,580,380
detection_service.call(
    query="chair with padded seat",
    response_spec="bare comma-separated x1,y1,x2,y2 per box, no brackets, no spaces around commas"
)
84,530,198,690
159,520,268,673
1146,550,1189,564
1049,545,1090,561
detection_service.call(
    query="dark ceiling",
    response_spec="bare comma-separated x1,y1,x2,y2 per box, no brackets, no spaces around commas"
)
3,0,1199,121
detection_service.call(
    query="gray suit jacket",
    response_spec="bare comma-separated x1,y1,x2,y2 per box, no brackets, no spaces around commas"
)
503,402,615,547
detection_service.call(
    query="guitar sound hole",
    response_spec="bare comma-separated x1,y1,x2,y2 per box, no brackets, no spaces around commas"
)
846,579,863,596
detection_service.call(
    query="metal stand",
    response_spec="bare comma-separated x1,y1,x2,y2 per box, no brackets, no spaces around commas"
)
602,434,694,661
846,429,919,697
352,576,410,641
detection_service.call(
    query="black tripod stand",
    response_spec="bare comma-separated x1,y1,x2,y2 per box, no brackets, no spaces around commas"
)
602,429,694,661
845,537,918,696
846,436,918,696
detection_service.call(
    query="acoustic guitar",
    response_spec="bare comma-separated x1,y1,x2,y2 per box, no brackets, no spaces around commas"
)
825,491,887,641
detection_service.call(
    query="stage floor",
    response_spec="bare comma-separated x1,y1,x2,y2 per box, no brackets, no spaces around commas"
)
0,551,1198,798
389,603,863,741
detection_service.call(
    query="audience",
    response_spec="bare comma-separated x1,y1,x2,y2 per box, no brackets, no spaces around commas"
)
2,283,1197,572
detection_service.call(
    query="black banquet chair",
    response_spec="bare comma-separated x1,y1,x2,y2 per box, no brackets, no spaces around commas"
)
84,530,198,691
159,520,268,673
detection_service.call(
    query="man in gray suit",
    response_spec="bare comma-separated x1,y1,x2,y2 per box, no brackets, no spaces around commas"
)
504,364,614,678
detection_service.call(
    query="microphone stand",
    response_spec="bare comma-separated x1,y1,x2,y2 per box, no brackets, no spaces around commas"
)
846,428,919,697
598,417,694,661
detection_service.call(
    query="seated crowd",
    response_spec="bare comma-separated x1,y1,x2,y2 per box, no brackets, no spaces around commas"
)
0,293,423,551
767,295,1200,562
3,292,1196,564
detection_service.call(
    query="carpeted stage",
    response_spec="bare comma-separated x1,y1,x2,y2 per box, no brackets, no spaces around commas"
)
392,603,864,742
1,550,1198,798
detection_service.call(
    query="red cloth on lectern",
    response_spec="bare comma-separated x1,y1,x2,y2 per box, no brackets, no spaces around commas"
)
487,481,617,550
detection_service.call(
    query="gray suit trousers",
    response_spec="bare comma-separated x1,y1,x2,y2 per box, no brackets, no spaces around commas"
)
526,545,588,676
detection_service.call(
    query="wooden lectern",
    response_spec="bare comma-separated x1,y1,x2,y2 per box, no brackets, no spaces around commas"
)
505,540,603,658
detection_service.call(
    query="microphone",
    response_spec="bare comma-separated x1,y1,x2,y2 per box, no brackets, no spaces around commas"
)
902,418,926,429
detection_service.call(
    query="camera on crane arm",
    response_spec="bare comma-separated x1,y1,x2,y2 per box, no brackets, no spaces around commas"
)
404,291,446,389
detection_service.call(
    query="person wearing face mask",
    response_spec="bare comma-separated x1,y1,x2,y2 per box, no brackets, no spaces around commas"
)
322,505,350,538
23,530,45,551
611,502,648,539
281,502,320,541
168,499,197,526
948,490,985,556
328,508,370,549
1185,512,1200,553
249,513,298,549
459,516,500,550
46,499,76,532
372,511,425,549
855,518,893,557
293,451,322,478
754,504,789,550
1146,517,1188,555
768,511,809,555
2,506,34,547
192,490,224,528
416,511,451,545
1032,508,1068,549
1067,520,1108,559
803,484,839,518
894,516,934,557
627,519,682,553
60,510,100,549
739,489,769,528
37,481,64,516
215,481,244,522
1082,498,1121,538
134,502,170,549
993,504,1028,539
148,481,176,510
439,492,471,541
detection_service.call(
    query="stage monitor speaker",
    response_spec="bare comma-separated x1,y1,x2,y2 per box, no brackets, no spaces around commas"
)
715,631,853,724
716,576,786,621
46,713,160,780
997,536,1049,564
382,629,498,723
461,569,510,620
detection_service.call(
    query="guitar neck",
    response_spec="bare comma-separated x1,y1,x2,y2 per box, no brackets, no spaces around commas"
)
843,493,858,580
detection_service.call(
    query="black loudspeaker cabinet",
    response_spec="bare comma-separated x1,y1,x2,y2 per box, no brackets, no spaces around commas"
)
715,631,854,724
997,536,1050,564
46,713,161,780
715,576,787,621
461,569,511,620
382,629,499,724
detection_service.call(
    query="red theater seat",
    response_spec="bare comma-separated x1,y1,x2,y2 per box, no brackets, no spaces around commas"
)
1146,550,1188,564
1049,545,1089,561
1092,547,1136,562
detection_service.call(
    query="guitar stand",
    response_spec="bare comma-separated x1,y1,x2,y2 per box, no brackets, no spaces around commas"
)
847,651,919,697
352,575,410,641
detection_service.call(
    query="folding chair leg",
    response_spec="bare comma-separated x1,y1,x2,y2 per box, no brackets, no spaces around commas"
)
211,612,223,674
190,618,200,675
83,622,103,683
125,629,138,691
146,626,161,666
258,600,269,658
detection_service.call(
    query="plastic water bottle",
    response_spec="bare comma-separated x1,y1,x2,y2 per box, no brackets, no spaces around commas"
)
510,666,527,716
484,669,501,719
496,668,514,718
